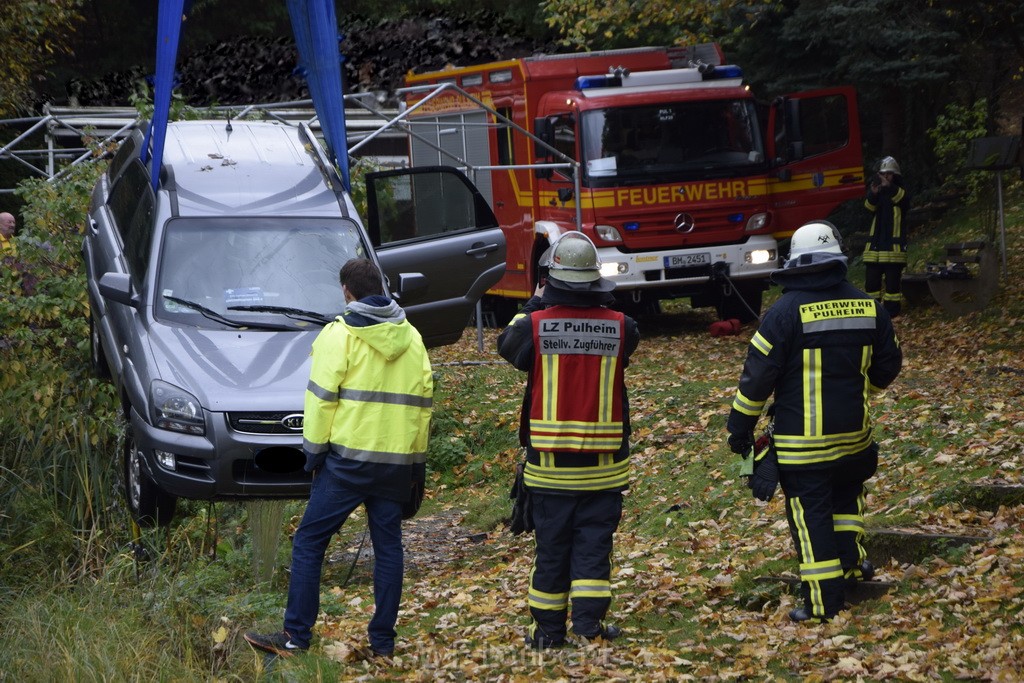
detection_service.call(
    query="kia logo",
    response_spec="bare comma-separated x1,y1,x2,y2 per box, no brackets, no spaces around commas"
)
281,414,304,430
674,213,695,233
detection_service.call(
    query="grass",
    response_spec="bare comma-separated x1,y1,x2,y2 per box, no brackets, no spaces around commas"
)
1,184,1022,679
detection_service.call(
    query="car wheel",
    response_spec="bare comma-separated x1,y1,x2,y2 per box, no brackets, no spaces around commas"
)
89,311,111,380
123,423,177,528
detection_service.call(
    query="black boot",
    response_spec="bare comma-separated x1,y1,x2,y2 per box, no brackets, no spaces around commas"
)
788,608,831,624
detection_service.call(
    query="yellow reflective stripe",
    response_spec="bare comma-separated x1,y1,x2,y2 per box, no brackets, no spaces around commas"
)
751,331,772,356
528,567,569,611
599,355,617,424
732,389,765,416
790,497,813,563
861,346,872,429
774,430,874,465
800,558,844,581
570,579,611,599
530,420,623,433
833,514,864,534
526,458,627,479
802,348,823,436
541,352,558,421
530,435,624,450
524,467,629,492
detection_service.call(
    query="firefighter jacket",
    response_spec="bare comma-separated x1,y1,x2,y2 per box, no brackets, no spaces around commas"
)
497,289,640,493
727,263,902,468
303,295,432,502
863,177,910,265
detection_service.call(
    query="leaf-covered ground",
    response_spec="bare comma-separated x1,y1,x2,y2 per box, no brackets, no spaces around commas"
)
254,221,1023,681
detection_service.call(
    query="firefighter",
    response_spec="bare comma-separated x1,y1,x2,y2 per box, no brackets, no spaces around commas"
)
497,232,640,649
726,220,902,623
864,156,910,317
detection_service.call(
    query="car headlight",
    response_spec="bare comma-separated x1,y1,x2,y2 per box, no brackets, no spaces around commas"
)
745,213,769,232
151,380,206,435
594,224,623,243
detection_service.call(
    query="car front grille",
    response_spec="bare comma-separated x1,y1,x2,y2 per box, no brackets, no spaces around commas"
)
228,411,303,435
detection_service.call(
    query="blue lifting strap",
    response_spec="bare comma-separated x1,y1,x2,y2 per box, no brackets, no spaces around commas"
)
287,0,351,191
142,0,186,191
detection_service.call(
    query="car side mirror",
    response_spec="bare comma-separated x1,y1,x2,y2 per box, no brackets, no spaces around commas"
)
392,272,428,303
98,272,139,308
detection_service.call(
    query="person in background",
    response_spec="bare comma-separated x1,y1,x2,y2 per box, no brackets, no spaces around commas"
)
863,156,910,317
497,232,640,649
244,258,432,658
727,220,902,624
0,212,16,256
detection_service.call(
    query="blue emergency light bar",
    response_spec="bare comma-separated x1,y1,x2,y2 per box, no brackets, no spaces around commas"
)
575,65,743,91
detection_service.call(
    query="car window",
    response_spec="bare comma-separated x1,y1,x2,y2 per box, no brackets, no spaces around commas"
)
155,217,370,325
124,187,155,278
107,160,149,242
107,129,142,184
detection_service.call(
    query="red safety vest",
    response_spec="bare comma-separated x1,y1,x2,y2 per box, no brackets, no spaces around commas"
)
528,306,626,452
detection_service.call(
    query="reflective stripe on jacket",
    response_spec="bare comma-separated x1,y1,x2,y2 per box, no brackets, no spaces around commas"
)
304,314,432,501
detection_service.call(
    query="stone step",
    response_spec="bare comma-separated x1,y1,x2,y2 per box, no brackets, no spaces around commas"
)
754,575,896,605
957,483,1024,512
864,528,990,566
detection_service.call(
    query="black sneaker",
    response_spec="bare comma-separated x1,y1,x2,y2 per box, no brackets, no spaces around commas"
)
788,608,831,624
580,624,622,641
370,646,394,658
243,630,307,657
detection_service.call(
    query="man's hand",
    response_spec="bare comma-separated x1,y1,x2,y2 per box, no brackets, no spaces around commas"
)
728,431,754,457
748,448,779,502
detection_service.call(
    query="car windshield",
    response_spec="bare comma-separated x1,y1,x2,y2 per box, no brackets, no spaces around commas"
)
580,100,766,186
156,217,369,327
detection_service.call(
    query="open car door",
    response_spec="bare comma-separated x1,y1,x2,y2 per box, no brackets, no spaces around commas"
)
767,86,865,238
367,166,506,348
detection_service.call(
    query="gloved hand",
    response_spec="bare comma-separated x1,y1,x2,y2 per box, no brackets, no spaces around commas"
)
728,431,754,457
748,447,779,502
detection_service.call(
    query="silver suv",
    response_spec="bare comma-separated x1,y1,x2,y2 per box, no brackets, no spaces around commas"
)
84,119,505,526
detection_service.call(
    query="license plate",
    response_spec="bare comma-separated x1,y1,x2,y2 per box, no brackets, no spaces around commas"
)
664,252,710,268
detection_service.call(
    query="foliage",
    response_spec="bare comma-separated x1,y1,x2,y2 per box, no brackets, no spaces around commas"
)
0,0,84,115
539,0,768,50
927,98,992,204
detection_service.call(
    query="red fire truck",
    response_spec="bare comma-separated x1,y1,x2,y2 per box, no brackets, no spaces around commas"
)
401,44,864,322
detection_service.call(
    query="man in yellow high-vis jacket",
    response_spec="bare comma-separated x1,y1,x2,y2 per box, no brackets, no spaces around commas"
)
245,258,432,658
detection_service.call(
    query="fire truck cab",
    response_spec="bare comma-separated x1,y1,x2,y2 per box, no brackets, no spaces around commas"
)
402,44,864,323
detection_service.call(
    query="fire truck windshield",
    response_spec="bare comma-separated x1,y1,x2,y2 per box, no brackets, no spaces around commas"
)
580,99,766,186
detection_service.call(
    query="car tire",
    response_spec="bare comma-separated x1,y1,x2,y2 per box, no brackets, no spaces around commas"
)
89,311,111,380
123,423,177,528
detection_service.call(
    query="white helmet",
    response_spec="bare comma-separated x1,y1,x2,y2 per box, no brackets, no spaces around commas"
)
542,231,615,292
782,220,847,272
879,156,901,175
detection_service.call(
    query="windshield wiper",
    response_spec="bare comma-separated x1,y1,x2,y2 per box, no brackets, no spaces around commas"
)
228,304,334,325
164,295,294,331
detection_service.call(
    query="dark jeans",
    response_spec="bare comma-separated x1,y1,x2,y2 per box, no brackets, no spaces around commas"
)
283,468,403,652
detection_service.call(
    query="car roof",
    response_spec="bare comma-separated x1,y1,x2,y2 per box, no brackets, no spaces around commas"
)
161,120,346,218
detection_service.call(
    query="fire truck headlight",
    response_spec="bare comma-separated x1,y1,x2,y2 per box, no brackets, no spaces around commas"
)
746,249,776,265
745,213,769,232
601,261,626,277
595,225,623,243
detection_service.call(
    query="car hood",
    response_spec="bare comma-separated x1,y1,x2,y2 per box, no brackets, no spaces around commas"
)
147,324,318,411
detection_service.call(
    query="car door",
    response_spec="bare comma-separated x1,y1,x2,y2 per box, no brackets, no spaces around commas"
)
366,166,506,348
766,86,865,237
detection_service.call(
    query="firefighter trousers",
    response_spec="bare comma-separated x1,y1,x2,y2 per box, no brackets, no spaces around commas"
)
528,490,622,642
778,445,878,619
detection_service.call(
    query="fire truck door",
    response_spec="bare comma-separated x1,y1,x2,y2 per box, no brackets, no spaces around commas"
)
767,86,865,238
